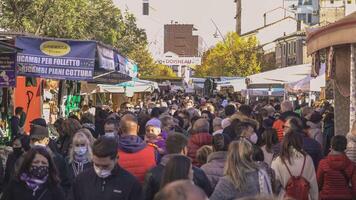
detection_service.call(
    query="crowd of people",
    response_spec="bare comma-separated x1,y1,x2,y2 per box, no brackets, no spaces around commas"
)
2,94,356,200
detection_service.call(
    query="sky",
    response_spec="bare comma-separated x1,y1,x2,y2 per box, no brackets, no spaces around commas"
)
113,0,284,58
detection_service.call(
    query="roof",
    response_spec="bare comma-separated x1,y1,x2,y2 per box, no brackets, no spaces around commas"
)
0,41,22,52
274,31,306,42
307,12,356,54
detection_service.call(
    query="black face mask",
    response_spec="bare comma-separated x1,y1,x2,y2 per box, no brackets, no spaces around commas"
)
29,166,49,179
13,148,23,156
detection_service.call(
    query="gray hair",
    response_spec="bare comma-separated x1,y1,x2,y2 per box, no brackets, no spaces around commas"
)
192,118,210,134
281,101,293,112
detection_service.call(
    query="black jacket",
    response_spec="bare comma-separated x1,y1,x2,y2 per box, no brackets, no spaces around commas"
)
1,179,65,200
4,152,22,187
68,165,143,200
10,116,20,141
51,151,71,194
65,159,92,185
143,154,213,200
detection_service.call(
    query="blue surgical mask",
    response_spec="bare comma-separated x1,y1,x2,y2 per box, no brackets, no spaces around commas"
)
74,146,87,156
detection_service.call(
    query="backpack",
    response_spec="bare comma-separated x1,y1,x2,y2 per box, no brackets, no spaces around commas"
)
282,156,310,200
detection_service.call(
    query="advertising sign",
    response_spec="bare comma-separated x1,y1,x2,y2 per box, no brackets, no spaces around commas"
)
0,53,17,87
97,44,115,71
16,36,96,81
157,57,201,66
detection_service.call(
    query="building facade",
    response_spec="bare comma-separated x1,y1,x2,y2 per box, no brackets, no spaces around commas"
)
320,0,356,24
164,24,203,57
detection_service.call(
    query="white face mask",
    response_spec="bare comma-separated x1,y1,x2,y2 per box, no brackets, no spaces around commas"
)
105,132,116,138
31,143,47,148
74,146,87,156
94,165,111,179
249,132,258,144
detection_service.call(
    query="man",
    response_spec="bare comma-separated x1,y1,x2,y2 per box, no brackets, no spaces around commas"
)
317,135,356,199
10,107,24,141
30,117,60,154
212,117,223,136
104,118,119,140
117,114,156,183
154,180,208,200
144,133,213,200
29,125,70,193
272,101,299,141
69,137,143,200
187,119,212,166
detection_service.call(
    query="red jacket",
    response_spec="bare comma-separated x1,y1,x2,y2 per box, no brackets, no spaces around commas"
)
118,145,156,184
187,133,212,167
317,153,356,200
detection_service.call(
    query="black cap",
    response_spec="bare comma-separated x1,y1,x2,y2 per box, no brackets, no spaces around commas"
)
30,125,49,140
30,118,47,128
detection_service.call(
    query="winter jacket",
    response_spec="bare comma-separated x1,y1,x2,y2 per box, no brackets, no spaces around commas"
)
317,153,356,200
143,154,213,200
272,111,300,141
323,121,334,156
65,159,92,185
68,165,143,200
117,135,156,184
187,133,212,167
271,151,318,200
210,171,261,200
4,151,22,187
1,179,65,200
10,116,20,141
307,121,323,150
346,132,356,163
200,151,227,189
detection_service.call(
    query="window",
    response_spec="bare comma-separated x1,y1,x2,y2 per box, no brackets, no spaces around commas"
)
307,13,312,23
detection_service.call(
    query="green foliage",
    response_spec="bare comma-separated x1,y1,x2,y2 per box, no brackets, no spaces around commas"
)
195,32,261,77
0,0,156,76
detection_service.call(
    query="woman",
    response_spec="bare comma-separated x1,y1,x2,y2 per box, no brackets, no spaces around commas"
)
58,118,82,157
66,131,92,184
1,147,65,200
210,139,273,200
271,130,318,200
160,155,193,189
260,128,279,165
201,110,214,134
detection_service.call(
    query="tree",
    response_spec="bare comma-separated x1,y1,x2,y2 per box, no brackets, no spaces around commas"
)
0,0,159,77
195,32,261,77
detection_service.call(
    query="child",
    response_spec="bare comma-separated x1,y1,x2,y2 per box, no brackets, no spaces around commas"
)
145,118,166,155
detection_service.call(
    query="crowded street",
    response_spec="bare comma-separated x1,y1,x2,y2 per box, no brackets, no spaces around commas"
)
0,0,356,200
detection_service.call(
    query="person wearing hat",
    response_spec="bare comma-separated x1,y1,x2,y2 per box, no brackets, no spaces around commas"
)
307,111,323,150
145,118,165,155
30,118,47,128
30,118,61,155
29,125,71,195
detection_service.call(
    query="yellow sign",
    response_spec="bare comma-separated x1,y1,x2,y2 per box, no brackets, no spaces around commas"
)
40,41,71,56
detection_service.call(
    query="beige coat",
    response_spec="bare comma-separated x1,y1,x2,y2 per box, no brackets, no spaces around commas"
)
271,151,318,200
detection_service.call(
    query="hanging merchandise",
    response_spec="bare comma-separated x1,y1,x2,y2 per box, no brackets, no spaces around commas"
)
0,53,17,87
65,81,81,116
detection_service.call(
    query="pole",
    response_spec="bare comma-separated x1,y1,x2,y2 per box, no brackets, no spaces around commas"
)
350,44,356,131
211,19,226,43
236,0,242,35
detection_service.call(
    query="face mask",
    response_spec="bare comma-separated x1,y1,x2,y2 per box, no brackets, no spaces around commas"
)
74,146,87,156
29,165,49,179
31,143,47,148
94,165,111,178
105,132,116,138
249,132,258,144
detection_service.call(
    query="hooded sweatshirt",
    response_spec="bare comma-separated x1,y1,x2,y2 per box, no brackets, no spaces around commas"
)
317,153,356,199
118,135,156,183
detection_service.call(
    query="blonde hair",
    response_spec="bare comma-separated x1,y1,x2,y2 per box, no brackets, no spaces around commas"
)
196,145,213,165
224,139,258,190
77,128,95,146
69,132,93,163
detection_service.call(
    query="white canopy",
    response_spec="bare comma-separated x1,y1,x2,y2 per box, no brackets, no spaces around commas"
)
285,64,326,93
216,78,246,92
93,79,159,94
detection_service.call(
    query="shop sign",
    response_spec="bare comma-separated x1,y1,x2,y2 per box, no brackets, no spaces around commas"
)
0,53,17,87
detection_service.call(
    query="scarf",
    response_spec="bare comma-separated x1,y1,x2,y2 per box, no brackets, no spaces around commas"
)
72,159,89,176
20,173,47,196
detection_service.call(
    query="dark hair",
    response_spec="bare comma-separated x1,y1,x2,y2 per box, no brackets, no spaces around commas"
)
20,135,31,151
331,135,347,152
239,105,253,117
62,118,82,137
92,137,118,159
15,107,24,115
285,116,304,133
81,113,95,124
261,128,278,153
309,111,322,124
151,107,161,118
160,155,191,189
232,122,253,140
224,105,236,116
260,109,269,118
212,134,231,151
280,131,305,164
166,133,188,154
154,180,207,200
17,147,60,186
104,118,119,128
174,115,185,128
252,145,264,162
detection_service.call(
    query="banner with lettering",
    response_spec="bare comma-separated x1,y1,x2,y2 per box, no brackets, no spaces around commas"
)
0,53,17,87
15,36,96,81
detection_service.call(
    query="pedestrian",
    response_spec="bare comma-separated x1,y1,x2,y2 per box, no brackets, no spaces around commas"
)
143,133,212,200
103,118,120,141
160,155,193,189
322,112,334,156
201,110,214,134
187,119,212,167
260,128,279,165
306,111,323,148
212,117,223,135
272,101,299,141
195,145,213,166
201,134,230,189
154,180,207,200
271,130,318,200
118,114,157,183
1,147,65,200
346,120,356,162
210,139,273,200
66,131,92,184
68,137,143,200
80,112,96,139
145,118,165,155
10,107,24,141
59,118,82,157
317,135,356,199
